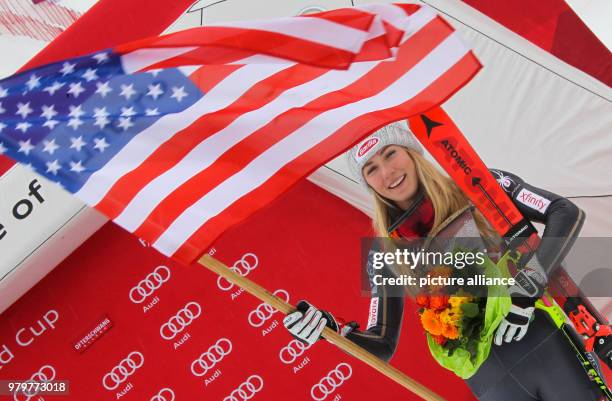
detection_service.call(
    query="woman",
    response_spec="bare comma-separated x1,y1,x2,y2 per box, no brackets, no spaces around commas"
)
282,122,603,400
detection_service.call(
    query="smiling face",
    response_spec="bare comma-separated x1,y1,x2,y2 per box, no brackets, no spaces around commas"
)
362,145,419,210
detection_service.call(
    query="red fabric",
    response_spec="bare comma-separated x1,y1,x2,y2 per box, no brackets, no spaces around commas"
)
113,9,390,70
393,195,435,239
0,155,14,176
0,180,476,400
463,0,612,86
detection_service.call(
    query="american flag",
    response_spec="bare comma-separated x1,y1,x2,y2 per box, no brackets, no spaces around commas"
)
0,3,480,264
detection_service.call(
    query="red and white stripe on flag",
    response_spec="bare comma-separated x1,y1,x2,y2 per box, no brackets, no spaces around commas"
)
78,3,481,264
115,6,404,71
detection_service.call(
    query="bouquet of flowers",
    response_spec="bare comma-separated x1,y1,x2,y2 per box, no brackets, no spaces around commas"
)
417,289,486,358
415,254,513,379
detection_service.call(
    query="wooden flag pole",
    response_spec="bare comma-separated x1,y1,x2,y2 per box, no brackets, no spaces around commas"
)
198,254,447,401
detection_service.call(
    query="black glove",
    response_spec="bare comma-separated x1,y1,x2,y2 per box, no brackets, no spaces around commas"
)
283,300,340,345
507,250,548,304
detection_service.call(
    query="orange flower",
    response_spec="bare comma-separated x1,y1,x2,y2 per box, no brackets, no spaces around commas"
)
442,323,459,340
421,309,443,336
429,295,450,311
416,294,430,308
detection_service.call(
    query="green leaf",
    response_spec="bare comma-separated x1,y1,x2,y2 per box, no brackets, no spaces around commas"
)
461,302,479,318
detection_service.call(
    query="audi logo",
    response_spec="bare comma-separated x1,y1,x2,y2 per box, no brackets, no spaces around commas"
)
217,253,258,291
129,266,171,304
247,289,289,328
150,388,175,401
223,375,264,401
191,338,233,377
311,363,352,401
279,339,312,364
13,365,56,401
102,351,145,390
160,301,202,340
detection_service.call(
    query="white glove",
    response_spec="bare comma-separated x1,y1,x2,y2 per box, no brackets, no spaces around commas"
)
494,303,535,345
283,300,339,345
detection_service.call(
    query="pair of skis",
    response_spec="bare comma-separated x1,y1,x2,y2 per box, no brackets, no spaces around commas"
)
406,106,611,399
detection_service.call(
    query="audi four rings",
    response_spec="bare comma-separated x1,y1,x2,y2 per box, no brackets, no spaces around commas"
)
13,365,56,401
311,363,352,401
217,253,259,291
191,338,233,377
279,339,312,364
102,351,145,391
247,289,289,327
129,266,171,304
160,301,202,340
223,375,264,401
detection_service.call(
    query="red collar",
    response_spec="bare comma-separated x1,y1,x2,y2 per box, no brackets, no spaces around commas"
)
388,192,435,239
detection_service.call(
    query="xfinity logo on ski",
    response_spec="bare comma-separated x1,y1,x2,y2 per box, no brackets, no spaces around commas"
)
356,137,379,160
516,188,551,212
440,140,472,174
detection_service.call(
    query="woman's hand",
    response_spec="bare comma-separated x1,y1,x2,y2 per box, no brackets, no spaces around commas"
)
283,300,341,345
494,303,535,345
508,250,547,299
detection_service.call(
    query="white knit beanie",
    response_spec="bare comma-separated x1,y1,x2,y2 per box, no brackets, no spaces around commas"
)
345,121,423,188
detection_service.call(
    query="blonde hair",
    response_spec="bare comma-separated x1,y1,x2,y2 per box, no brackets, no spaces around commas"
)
369,148,498,242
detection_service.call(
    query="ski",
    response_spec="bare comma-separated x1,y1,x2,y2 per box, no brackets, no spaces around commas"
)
405,106,611,396
537,296,612,399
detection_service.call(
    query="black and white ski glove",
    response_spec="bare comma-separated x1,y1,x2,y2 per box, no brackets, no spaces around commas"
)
495,252,547,345
283,300,356,345
494,303,535,345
